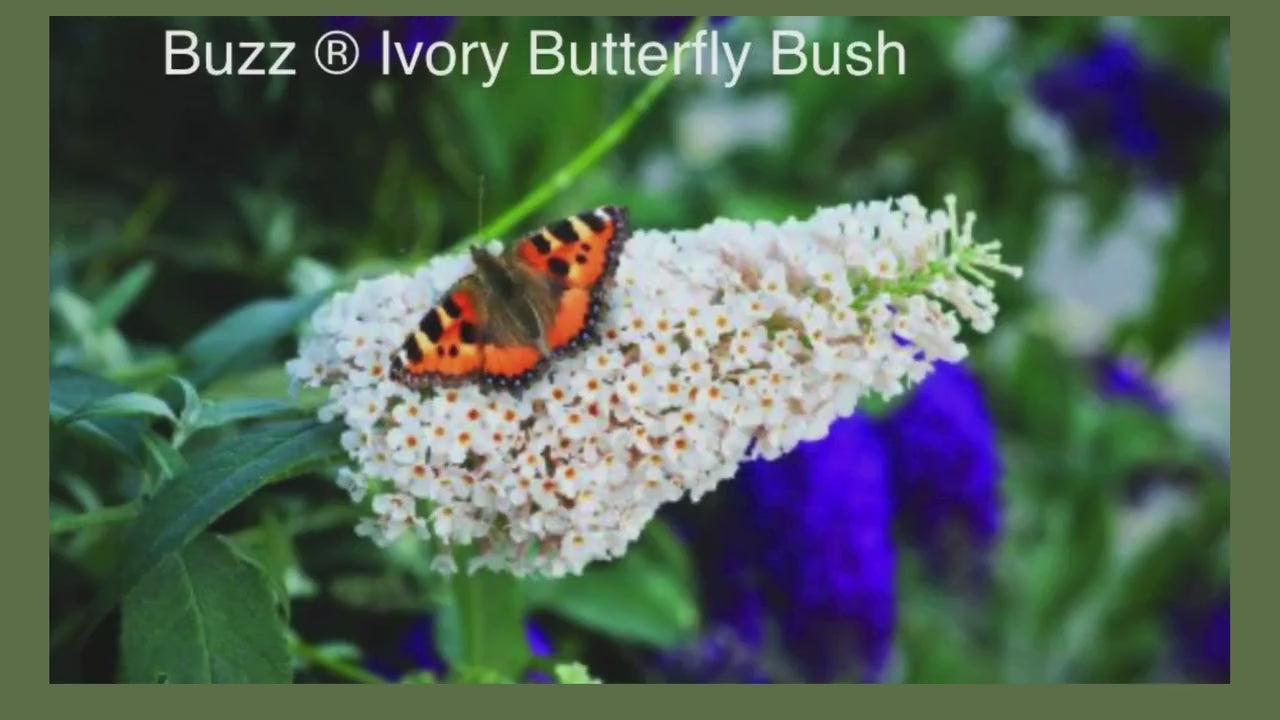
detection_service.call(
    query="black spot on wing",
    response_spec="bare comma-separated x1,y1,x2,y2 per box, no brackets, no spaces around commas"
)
419,310,444,342
460,322,479,344
530,234,553,255
575,253,588,265
547,219,578,243
402,337,424,363
449,345,460,358
547,257,571,277
579,210,607,233
441,297,463,319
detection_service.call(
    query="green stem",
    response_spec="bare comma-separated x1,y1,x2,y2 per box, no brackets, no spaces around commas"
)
851,260,948,309
49,502,140,535
449,554,481,677
290,636,389,684
445,545,528,683
438,17,706,257
850,242,1002,311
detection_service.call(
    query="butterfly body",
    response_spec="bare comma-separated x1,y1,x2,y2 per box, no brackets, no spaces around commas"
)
390,205,631,394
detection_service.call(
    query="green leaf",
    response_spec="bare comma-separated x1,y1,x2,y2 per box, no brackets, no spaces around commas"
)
140,429,187,482
52,288,132,368
286,256,339,296
524,521,699,648
62,391,177,425
171,376,203,430
120,533,291,683
196,398,300,431
95,260,156,327
50,366,147,463
51,287,99,348
78,418,345,640
179,293,327,387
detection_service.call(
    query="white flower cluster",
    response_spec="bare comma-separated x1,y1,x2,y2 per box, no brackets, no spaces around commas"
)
287,195,1020,577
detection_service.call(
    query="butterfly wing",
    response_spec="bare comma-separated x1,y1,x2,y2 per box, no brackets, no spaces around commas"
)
512,206,632,355
390,281,487,388
515,206,631,291
390,275,551,392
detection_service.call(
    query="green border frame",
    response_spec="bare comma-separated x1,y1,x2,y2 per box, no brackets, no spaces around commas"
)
29,6,1250,701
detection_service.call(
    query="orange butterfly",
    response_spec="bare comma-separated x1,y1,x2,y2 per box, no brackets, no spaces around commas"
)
389,206,631,393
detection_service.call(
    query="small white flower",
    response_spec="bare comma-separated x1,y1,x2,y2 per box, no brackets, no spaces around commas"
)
335,466,368,502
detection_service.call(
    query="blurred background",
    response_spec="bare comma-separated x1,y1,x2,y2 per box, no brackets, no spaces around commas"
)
50,16,1229,683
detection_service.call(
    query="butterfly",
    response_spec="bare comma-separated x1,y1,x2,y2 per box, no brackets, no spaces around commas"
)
389,205,632,394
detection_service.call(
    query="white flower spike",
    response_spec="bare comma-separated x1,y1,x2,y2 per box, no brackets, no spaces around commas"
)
287,195,1021,577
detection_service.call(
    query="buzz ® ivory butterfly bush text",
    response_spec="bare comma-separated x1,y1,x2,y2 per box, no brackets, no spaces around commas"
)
287,195,1022,577
165,27,907,88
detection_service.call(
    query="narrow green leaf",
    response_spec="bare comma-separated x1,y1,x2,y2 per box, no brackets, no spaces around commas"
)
524,521,699,648
171,376,203,429
179,293,327,387
52,288,132,367
139,429,187,482
196,398,300,431
63,391,177,425
50,366,147,463
78,418,345,640
120,533,291,683
51,287,98,346
50,501,140,536
95,260,156,326
286,256,338,296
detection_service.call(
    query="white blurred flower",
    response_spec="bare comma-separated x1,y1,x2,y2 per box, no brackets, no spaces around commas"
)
288,196,1020,577
951,16,1015,75
1159,322,1230,459
1115,483,1195,568
1030,188,1179,352
676,93,790,166
1009,99,1080,180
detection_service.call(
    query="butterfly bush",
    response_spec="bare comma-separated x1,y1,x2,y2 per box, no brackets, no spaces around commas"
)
286,195,1021,577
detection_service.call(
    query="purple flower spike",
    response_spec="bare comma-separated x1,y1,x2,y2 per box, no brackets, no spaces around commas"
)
739,413,897,682
880,362,1003,573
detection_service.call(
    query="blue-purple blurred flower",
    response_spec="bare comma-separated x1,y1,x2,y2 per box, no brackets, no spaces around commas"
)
523,622,556,683
1091,355,1170,414
1212,314,1230,341
733,413,897,682
400,614,449,677
1170,591,1229,683
1033,33,1225,182
371,615,552,682
363,614,447,681
649,17,734,40
327,17,458,61
879,362,1002,573
655,624,773,683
